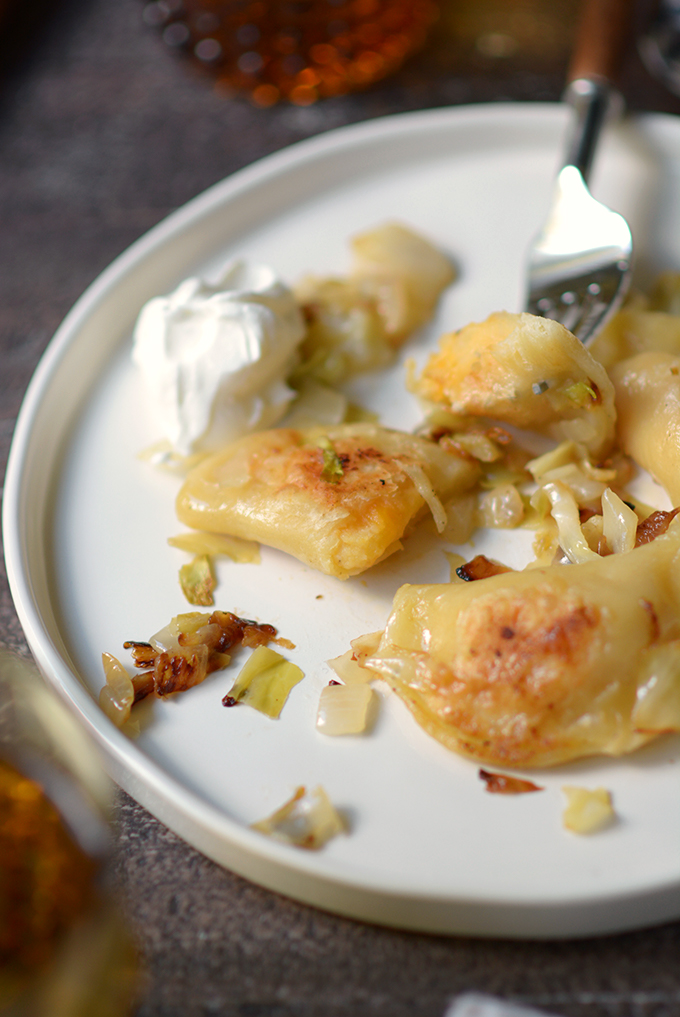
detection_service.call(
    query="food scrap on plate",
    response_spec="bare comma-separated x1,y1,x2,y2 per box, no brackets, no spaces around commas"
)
99,610,296,728
251,785,346,850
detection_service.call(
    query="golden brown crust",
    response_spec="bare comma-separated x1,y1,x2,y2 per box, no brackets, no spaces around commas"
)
365,519,680,766
414,311,616,456
176,424,480,579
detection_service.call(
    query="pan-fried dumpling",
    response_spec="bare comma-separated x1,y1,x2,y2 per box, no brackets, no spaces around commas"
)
362,519,680,766
611,351,680,504
293,223,455,385
414,311,616,456
176,424,480,580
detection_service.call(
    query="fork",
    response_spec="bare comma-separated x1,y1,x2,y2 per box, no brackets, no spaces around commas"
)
525,0,634,346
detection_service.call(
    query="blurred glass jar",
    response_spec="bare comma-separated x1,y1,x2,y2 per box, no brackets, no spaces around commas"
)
143,0,440,105
0,646,136,1017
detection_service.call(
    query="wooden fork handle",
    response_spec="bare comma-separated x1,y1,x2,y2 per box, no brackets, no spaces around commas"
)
567,0,634,84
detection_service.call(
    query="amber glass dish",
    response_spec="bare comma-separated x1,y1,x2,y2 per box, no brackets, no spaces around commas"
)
143,0,439,105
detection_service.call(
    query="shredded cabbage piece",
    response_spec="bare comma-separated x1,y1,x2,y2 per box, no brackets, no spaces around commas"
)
149,611,211,652
229,645,303,718
527,441,615,484
99,653,134,728
528,517,559,567
537,463,607,507
327,649,372,685
440,492,478,544
478,483,524,529
563,380,598,406
284,378,348,427
601,488,638,554
317,683,374,735
581,513,605,553
562,786,615,834
178,555,215,606
168,531,260,563
316,436,344,483
399,460,447,532
534,481,599,563
251,785,346,849
446,431,502,462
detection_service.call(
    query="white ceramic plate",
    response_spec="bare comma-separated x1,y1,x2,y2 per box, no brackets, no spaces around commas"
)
5,104,680,939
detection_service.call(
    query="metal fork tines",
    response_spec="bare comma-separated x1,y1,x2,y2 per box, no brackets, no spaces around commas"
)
526,0,634,346
526,159,633,343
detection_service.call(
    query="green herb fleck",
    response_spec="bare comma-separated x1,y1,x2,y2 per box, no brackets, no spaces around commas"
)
563,380,597,407
317,437,344,483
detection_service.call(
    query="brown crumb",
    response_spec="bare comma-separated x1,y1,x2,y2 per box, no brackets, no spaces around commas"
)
479,769,544,794
273,636,296,650
456,554,514,582
635,507,680,546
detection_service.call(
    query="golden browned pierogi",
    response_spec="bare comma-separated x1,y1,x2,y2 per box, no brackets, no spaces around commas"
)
176,423,479,579
363,519,680,766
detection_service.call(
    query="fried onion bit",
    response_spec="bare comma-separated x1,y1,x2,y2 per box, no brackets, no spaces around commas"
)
635,507,680,546
479,769,544,794
456,555,514,582
121,610,286,704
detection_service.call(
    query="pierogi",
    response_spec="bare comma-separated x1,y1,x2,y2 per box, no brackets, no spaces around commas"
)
176,423,480,580
362,519,680,767
414,311,616,456
611,351,680,505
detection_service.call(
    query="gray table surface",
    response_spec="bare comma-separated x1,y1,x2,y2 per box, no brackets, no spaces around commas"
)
1,1,680,1014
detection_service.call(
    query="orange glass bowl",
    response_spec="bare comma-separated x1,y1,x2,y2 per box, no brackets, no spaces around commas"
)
143,0,440,105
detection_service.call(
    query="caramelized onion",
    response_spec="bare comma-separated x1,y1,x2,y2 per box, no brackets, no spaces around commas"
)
99,653,134,727
479,770,543,794
456,555,513,582
635,507,680,546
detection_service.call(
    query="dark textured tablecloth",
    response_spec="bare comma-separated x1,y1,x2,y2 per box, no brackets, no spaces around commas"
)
1,1,680,1015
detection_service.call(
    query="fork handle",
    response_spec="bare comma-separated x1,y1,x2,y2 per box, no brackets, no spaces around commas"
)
567,0,634,83
562,0,634,181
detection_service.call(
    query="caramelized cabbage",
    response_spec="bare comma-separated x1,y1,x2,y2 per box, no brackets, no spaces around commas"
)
168,530,260,563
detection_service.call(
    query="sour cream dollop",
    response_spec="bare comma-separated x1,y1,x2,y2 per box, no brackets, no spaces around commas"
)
132,260,306,456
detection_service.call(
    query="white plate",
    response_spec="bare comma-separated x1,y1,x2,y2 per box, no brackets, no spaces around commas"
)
5,104,680,940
